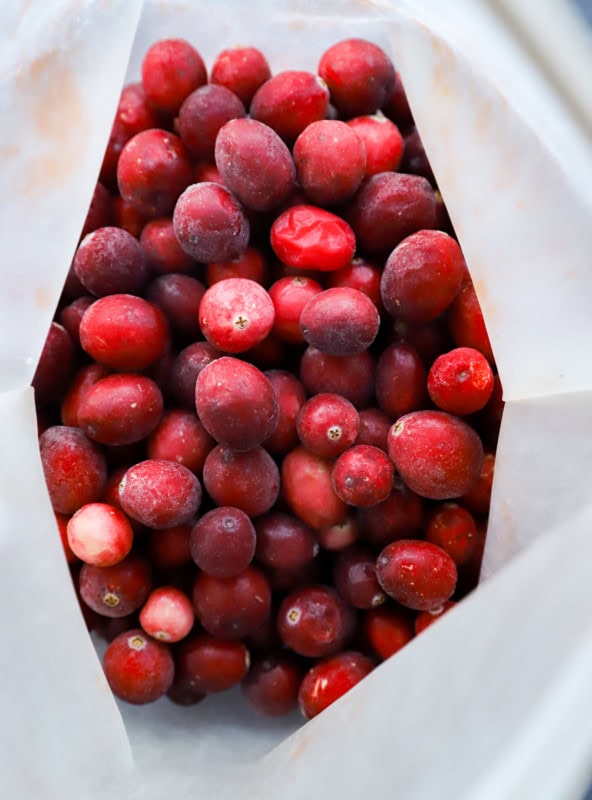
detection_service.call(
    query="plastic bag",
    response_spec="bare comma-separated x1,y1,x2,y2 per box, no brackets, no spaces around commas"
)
2,1,592,798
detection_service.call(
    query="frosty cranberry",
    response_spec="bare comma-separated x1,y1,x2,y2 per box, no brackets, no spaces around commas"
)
147,409,214,475
250,71,329,143
195,357,279,451
297,393,359,458
79,294,170,371
380,230,465,323
140,217,194,275
175,634,250,693
79,552,152,617
67,502,133,567
103,629,174,704
333,546,385,609
268,276,323,344
376,539,458,611
349,172,438,256
387,410,484,499
299,650,373,719
278,585,353,658
300,287,379,356
254,512,319,570
215,118,296,211
190,507,256,578
173,182,250,263
319,39,395,117
282,447,348,530
116,82,162,137
59,296,95,347
139,586,194,642
358,481,424,549
428,347,494,415
73,227,148,297
271,205,355,272
177,84,246,161
39,426,107,515
198,278,275,353
293,120,366,205
263,370,307,454
119,459,202,529
332,445,394,507
363,605,415,660
112,196,151,237
356,408,392,451
78,373,163,446
141,38,207,115
414,601,456,634
375,343,427,419
242,653,303,717
300,347,375,408
170,341,222,409
346,113,403,176
117,129,193,217
425,503,477,567
206,246,269,287
447,282,495,364
193,566,271,639
203,445,279,517
210,46,271,106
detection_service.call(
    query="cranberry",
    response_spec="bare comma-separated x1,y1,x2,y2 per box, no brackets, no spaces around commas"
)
79,294,170,371
103,629,174,704
363,604,415,660
415,600,457,634
59,296,95,347
447,281,495,364
333,546,386,609
316,515,360,551
382,72,414,129
318,39,395,116
198,278,275,353
332,445,394,507
250,71,329,143
55,512,78,564
358,480,424,549
73,227,148,297
139,586,195,642
117,129,193,217
99,121,129,190
203,445,279,517
112,195,151,237
78,373,163,446
425,503,478,567
376,539,458,611
282,446,348,529
206,245,269,288
119,459,202,529
268,276,323,344
195,357,279,451
392,317,454,367
148,524,192,570
32,322,76,408
375,342,427,419
80,181,114,238
428,347,495,415
298,650,374,719
116,82,162,137
346,113,404,176
387,410,484,499
192,566,271,639
66,502,133,567
174,634,250,693
177,84,246,161
169,341,222,409
401,128,435,184
293,120,366,205
215,118,296,211
300,287,379,357
296,393,359,458
144,274,205,342
242,652,303,717
39,425,107,515
254,512,319,570
147,409,214,475
461,452,495,514
190,507,256,578
141,38,207,115
140,217,195,275
300,347,376,408
79,552,152,617
277,585,353,658
271,205,356,272
356,407,392,451
173,182,250,263
263,370,307,455
326,257,383,310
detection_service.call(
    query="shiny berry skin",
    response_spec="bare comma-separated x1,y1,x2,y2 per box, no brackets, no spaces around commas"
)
380,230,465,324
192,566,271,640
424,503,478,567
173,182,250,263
358,481,424,549
298,650,374,719
316,515,360,551
66,502,133,567
332,445,394,507
241,652,303,717
387,410,484,500
428,347,495,415
277,585,353,658
79,553,152,618
147,409,214,475
300,347,375,408
141,38,207,115
271,205,356,272
190,506,256,578
206,245,269,288
210,46,271,106
375,343,427,419
263,370,307,455
376,539,458,611
198,278,275,353
73,226,148,297
333,546,385,609
300,287,380,356
117,129,193,217
461,452,495,515
268,276,323,344
296,393,359,458
139,586,195,642
103,629,174,705
318,39,395,117
254,512,319,570
346,113,404,176
356,407,392,452
282,446,348,530
195,357,279,451
203,445,280,517
414,601,456,634
79,294,170,372
250,71,330,143
326,257,383,310
115,82,162,138
174,634,250,693
176,84,246,161
363,604,415,660
118,459,202,529
447,282,495,364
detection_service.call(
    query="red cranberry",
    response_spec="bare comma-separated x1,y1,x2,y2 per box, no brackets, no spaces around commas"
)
282,446,348,530
190,507,256,578
296,393,359,458
103,628,174,704
206,246,269,288
277,585,353,658
210,46,271,106
174,634,250,693
141,38,207,115
263,370,307,455
333,546,386,609
363,604,415,660
461,452,495,515
192,566,271,639
80,181,114,237
250,71,329,143
428,347,494,415
73,226,148,297
147,409,214,475
300,287,380,356
425,503,478,567
140,217,195,275
169,341,222,409
145,274,206,341
119,459,202,529
375,342,427,419
139,586,194,642
268,276,323,344
177,84,246,161
316,515,360,551
300,347,376,409
148,524,192,570
447,282,495,364
271,205,356,272
198,278,275,353
242,652,303,717
326,257,383,310
254,512,319,570
414,601,457,634
33,322,76,408
79,553,152,618
346,113,404,176
358,481,424,549
356,407,392,451
203,445,279,517
298,650,374,719
332,445,394,507
59,296,95,347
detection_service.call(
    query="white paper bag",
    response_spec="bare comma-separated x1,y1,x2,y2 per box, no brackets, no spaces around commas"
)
2,1,592,799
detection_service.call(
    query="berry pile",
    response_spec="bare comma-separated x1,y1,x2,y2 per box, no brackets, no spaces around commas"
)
35,37,502,720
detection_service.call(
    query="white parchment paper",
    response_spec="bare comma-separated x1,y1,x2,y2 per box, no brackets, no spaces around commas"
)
2,1,592,799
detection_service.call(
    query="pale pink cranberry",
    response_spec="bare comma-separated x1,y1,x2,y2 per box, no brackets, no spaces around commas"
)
67,502,133,567
139,586,195,642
